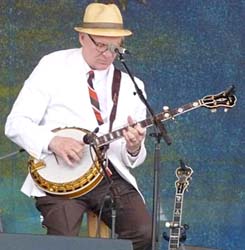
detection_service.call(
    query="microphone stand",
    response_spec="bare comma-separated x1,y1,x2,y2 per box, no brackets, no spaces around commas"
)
117,51,172,250
85,131,119,239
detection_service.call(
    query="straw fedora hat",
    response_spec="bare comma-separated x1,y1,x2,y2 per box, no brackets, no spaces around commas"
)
74,3,132,37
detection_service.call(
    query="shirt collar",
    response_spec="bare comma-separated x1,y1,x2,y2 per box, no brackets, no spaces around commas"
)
80,48,110,81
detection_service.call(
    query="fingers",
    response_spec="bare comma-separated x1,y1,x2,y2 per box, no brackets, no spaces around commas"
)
123,116,146,154
48,136,85,166
127,116,146,139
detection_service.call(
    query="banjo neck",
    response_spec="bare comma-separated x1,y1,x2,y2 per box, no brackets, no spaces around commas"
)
94,85,237,148
95,100,201,148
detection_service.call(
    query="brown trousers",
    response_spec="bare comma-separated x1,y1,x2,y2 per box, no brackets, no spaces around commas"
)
35,166,152,250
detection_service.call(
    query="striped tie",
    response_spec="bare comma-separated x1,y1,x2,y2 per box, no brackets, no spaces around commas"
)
87,70,104,125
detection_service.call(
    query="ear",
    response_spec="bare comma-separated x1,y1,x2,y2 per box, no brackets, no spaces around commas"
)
79,33,85,46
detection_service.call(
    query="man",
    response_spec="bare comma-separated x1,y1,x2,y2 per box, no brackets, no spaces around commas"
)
5,3,152,250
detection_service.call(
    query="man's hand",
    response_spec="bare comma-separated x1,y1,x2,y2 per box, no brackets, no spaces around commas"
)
48,136,85,166
123,116,146,156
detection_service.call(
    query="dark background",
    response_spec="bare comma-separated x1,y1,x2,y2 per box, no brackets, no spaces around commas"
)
0,1,244,250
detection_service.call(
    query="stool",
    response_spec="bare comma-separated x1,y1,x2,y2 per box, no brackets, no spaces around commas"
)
87,211,110,238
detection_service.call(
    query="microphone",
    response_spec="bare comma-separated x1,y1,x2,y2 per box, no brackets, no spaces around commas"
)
107,44,130,55
83,127,99,145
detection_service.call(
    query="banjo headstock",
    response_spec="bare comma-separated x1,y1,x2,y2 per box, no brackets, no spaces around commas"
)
201,85,237,111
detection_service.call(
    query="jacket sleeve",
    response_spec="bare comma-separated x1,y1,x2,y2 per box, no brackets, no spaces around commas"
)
5,56,56,159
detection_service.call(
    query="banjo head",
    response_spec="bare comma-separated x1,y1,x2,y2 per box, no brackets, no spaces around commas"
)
29,127,104,198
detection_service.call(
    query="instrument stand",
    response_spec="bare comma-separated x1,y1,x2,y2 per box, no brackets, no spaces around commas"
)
89,141,119,240
117,52,172,250
163,224,189,246
0,148,25,161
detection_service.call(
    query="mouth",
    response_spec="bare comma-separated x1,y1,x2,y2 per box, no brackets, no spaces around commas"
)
97,59,111,66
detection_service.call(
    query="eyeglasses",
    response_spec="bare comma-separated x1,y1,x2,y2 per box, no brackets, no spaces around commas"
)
88,34,109,53
87,34,123,54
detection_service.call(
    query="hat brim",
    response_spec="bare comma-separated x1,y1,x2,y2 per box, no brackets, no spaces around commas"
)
74,27,132,37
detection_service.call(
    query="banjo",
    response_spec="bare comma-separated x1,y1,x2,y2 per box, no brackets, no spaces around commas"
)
29,86,236,198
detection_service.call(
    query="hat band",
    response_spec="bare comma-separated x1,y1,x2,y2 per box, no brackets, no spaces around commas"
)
82,22,123,29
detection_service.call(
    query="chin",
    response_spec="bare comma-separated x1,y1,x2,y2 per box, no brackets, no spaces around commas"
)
96,64,110,70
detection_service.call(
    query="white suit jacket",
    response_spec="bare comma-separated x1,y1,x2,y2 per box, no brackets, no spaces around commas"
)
5,48,147,199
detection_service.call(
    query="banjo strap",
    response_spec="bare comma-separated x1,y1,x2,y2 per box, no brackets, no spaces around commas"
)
109,68,121,132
